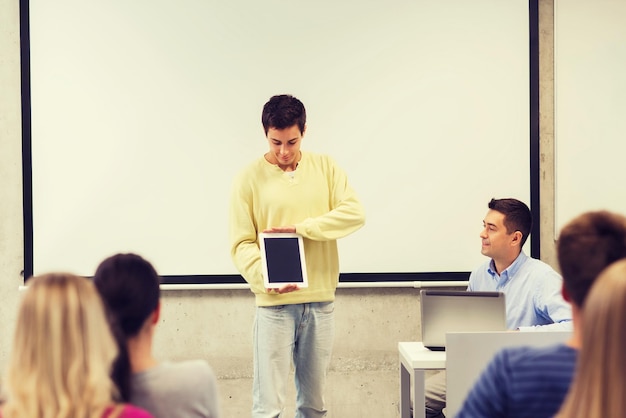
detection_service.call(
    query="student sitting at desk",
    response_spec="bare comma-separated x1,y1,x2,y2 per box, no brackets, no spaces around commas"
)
457,210,626,418
93,253,221,418
425,198,572,418
555,258,626,418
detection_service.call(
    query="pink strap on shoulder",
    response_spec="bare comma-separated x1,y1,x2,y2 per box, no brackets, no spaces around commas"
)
105,404,124,418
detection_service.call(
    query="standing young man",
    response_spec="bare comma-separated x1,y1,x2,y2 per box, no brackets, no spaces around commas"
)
229,94,365,418
425,198,572,418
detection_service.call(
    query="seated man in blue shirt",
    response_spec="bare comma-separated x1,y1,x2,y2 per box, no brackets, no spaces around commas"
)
425,198,572,418
456,210,626,418
468,198,572,330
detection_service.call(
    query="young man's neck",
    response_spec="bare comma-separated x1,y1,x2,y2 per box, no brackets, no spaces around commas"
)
566,304,582,350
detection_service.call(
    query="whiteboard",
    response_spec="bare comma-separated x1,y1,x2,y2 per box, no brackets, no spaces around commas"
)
27,0,531,279
554,0,626,236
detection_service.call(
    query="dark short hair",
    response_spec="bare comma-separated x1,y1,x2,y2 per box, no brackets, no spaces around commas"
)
261,94,306,135
557,211,626,307
488,198,532,247
93,253,161,401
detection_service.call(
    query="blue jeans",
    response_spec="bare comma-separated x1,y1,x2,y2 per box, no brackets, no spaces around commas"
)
252,302,335,418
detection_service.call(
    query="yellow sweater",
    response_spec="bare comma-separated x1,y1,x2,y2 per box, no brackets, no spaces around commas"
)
229,152,365,306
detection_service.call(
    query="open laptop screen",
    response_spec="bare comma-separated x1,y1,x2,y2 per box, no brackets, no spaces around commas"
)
420,290,506,350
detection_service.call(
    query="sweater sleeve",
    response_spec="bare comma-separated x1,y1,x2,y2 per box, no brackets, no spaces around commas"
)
201,363,221,418
229,171,265,294
456,350,512,418
295,157,365,241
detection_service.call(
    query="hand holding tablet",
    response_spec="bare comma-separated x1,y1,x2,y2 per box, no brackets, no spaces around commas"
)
269,283,301,294
259,232,308,290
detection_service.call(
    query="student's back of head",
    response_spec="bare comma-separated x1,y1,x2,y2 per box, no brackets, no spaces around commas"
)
555,258,626,418
3,273,120,418
93,253,161,401
92,253,221,418
557,210,626,307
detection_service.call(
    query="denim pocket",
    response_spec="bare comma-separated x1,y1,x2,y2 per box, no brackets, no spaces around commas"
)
316,301,335,314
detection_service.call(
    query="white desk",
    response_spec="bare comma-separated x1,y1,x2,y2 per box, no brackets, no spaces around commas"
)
398,342,446,418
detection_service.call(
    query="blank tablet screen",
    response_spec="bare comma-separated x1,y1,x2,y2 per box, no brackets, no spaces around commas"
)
260,233,308,287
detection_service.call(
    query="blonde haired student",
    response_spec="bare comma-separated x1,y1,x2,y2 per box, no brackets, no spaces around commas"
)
0,273,152,418
555,258,626,418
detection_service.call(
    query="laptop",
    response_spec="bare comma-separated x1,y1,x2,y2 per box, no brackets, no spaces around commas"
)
420,290,507,351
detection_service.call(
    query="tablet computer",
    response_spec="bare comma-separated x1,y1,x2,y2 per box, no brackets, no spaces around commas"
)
259,232,308,288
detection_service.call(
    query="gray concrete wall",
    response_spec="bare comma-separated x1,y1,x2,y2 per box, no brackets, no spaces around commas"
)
538,0,558,269
0,1,557,417
0,0,24,380
153,287,437,416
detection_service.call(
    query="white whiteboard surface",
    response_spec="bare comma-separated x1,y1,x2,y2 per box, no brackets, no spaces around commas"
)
554,0,626,236
28,0,530,277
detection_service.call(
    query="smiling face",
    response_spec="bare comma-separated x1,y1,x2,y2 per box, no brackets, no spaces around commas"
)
480,209,522,263
265,124,304,172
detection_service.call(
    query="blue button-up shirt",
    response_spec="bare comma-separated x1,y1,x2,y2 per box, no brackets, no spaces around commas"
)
468,251,572,331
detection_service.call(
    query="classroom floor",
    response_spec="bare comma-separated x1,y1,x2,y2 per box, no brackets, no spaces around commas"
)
219,369,399,418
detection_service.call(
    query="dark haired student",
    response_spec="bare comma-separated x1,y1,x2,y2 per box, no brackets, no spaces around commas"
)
229,94,365,418
425,198,572,418
94,253,221,418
